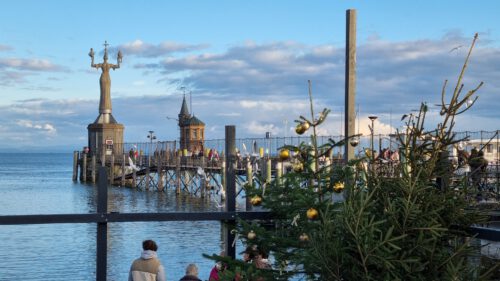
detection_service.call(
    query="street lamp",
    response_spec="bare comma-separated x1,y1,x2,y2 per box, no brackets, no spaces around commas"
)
147,130,156,166
368,116,378,164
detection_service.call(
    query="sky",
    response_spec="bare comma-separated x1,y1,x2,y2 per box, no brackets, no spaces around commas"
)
1,0,499,152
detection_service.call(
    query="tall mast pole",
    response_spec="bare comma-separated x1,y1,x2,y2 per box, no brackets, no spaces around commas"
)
344,9,357,162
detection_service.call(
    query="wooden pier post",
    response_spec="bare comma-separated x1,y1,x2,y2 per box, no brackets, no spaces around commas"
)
201,156,206,198
158,154,164,192
246,159,253,211
176,155,181,194
145,167,150,190
81,153,88,183
91,154,96,184
72,151,79,181
132,168,137,188
121,153,126,187
109,154,115,185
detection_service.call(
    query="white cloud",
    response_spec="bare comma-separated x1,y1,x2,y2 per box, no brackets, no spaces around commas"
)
0,58,64,71
115,40,209,58
16,119,57,135
244,120,279,135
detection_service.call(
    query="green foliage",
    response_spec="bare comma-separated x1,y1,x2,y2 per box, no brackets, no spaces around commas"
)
207,34,498,281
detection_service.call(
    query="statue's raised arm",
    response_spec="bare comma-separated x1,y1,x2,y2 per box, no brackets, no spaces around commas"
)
109,50,122,70
89,48,98,68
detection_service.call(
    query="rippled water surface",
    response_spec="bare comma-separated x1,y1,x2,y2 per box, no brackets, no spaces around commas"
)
0,153,224,280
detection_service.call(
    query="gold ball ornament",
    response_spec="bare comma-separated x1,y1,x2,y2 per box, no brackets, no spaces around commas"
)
333,182,345,193
299,233,309,242
295,122,310,135
306,208,319,220
247,230,256,240
250,195,262,206
279,148,290,161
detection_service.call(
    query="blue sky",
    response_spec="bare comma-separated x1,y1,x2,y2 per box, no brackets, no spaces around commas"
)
1,1,499,151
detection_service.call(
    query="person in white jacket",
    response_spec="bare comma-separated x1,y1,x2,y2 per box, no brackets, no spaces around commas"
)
129,240,167,281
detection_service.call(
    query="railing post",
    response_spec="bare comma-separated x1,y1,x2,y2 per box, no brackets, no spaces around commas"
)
225,125,236,259
96,167,108,281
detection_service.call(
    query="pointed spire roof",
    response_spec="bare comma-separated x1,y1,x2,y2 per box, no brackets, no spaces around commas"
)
179,94,190,116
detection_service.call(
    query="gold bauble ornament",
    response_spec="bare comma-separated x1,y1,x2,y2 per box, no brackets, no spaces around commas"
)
299,233,309,242
333,182,345,193
295,122,310,135
306,208,319,220
279,149,290,161
247,230,256,240
250,195,262,206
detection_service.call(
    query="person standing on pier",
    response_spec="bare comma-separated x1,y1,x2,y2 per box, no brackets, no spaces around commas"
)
129,239,166,281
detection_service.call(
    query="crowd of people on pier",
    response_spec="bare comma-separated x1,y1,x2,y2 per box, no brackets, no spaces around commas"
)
129,240,271,281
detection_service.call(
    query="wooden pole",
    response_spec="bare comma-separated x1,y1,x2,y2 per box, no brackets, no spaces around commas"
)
109,154,115,185
81,153,88,183
176,155,181,194
72,151,79,181
121,153,126,187
91,155,96,184
158,157,164,192
201,156,206,198
145,167,150,190
246,159,253,211
224,125,236,259
132,168,137,188
344,9,357,162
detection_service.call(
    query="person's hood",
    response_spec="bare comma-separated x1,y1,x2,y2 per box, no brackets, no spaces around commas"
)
141,250,158,260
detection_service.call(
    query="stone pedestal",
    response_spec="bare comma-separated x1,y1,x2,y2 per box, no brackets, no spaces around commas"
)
88,122,124,160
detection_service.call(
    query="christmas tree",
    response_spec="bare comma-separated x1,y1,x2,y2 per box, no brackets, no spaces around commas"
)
206,33,499,281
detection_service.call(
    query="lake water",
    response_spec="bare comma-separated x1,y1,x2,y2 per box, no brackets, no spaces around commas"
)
0,153,224,281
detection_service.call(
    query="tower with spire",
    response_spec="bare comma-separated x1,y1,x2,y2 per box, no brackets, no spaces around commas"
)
178,94,205,153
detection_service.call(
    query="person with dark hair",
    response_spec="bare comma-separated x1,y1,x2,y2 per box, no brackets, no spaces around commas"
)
129,240,166,281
